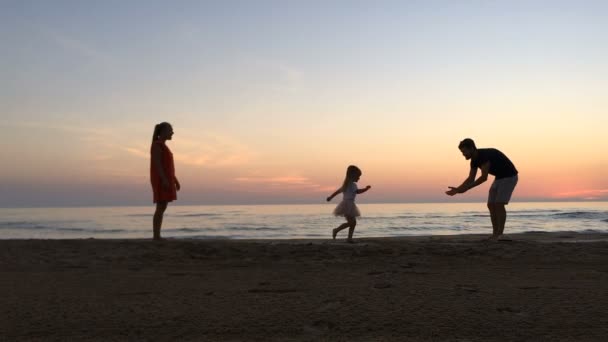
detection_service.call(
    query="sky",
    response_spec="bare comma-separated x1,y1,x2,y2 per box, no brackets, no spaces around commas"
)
1,0,608,207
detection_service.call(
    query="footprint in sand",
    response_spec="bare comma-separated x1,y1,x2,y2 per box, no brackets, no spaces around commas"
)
303,320,335,335
247,288,299,294
373,282,392,289
316,298,344,312
455,284,479,293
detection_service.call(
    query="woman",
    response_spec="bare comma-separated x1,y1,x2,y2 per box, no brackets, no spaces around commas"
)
150,122,180,240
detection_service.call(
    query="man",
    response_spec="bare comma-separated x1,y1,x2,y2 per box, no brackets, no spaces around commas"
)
446,138,518,240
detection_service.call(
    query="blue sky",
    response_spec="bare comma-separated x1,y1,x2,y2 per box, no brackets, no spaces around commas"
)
2,1,608,206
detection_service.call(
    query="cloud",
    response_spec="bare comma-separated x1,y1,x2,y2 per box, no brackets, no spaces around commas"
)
41,26,112,64
174,135,255,168
122,134,255,168
278,64,304,84
1,121,111,136
235,175,333,192
554,189,608,199
122,147,148,159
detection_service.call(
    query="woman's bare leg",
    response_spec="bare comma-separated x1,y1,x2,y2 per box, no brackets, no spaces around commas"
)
153,201,168,240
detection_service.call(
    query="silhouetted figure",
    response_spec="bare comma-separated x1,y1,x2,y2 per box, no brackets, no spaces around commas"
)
327,165,371,243
150,122,181,241
446,138,518,240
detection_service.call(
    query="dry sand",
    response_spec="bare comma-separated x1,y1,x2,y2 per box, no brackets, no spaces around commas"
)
1,232,608,341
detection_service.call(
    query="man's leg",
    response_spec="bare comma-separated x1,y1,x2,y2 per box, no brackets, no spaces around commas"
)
487,202,499,237
495,203,507,236
493,175,517,237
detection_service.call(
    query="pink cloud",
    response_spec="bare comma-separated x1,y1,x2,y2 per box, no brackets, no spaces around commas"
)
554,189,608,199
235,176,333,192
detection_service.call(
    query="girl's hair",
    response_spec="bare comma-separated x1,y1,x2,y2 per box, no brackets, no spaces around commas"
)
342,165,362,191
152,122,172,142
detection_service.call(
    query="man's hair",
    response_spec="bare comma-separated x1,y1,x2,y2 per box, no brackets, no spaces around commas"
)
458,138,476,150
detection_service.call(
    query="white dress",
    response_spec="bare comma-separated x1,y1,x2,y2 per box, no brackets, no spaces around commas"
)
333,182,361,217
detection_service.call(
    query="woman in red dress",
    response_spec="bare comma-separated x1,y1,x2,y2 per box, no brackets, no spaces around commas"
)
150,122,180,240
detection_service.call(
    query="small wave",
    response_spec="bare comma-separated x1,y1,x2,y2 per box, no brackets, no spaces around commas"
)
383,226,437,231
580,229,601,233
177,235,234,240
101,229,130,233
167,228,203,233
510,209,561,214
55,227,87,232
0,222,88,231
174,213,221,217
551,211,607,220
54,227,130,233
365,215,456,220
0,221,43,229
128,213,221,218
226,226,283,231
0,221,34,226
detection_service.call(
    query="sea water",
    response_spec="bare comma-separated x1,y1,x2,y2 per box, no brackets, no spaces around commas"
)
1,202,607,239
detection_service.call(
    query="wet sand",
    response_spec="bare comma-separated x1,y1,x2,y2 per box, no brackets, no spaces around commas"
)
1,232,608,341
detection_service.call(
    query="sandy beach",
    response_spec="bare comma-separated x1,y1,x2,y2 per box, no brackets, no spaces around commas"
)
2,232,608,341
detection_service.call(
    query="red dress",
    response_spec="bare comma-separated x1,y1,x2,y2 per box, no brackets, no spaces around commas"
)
150,140,177,203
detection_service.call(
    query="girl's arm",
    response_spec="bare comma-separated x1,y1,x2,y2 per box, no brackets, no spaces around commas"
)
151,144,170,189
356,185,371,194
326,188,343,202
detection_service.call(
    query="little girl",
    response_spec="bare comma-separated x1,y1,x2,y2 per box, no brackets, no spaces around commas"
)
150,122,181,241
326,165,371,243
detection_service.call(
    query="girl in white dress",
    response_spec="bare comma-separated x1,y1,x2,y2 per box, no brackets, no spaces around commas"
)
326,165,371,243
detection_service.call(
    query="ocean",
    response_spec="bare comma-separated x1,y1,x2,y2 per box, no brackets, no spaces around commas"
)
1,202,607,240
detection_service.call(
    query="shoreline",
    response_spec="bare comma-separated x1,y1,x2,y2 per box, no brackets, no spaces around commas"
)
2,230,607,243
2,231,608,341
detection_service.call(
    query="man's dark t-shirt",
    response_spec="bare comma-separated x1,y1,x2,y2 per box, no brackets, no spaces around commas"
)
470,148,518,179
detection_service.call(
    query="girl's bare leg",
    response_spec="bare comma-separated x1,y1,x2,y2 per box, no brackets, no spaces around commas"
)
346,216,357,243
153,201,168,240
333,221,351,239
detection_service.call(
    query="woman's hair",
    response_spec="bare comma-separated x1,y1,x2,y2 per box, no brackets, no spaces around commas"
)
342,165,362,191
152,122,172,142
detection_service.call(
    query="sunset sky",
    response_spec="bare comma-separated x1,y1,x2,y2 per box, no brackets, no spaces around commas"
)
2,1,608,207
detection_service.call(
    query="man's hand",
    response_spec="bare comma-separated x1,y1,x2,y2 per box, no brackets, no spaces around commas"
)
445,187,459,196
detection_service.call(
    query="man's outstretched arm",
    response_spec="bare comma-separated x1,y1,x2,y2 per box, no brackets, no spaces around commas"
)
446,162,490,196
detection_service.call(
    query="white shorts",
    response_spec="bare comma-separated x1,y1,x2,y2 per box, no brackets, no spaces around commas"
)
488,175,518,204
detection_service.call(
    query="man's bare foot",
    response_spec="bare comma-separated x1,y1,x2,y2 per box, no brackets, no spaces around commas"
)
332,228,338,240
482,235,500,242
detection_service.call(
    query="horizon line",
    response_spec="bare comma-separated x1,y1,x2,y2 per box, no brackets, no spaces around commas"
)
2,199,608,209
